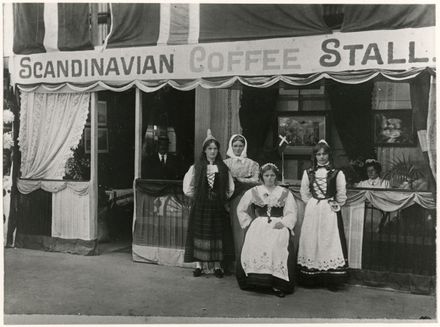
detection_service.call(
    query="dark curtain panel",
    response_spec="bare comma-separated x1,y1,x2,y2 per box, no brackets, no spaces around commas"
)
199,4,331,43
239,87,279,161
410,72,436,190
16,189,52,237
341,4,435,32
327,81,376,161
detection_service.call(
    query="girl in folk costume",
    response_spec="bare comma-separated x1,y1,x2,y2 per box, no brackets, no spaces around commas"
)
297,140,348,291
223,134,260,262
236,163,297,297
183,129,235,278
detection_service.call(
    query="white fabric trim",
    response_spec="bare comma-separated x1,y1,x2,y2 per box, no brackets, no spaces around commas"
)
52,186,93,240
187,3,200,44
16,68,434,93
43,3,59,52
132,244,194,268
157,3,171,45
17,179,89,195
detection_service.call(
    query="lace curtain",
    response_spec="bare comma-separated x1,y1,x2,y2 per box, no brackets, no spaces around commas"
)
18,92,90,181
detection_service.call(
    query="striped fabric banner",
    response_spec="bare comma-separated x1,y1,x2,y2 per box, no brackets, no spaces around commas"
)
106,4,330,48
13,3,93,54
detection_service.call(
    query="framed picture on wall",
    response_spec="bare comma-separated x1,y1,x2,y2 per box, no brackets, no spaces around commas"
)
86,101,107,126
84,127,109,153
276,113,328,155
373,110,415,146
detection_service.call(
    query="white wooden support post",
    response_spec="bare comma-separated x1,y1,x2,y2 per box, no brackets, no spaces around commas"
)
89,93,98,240
135,88,143,179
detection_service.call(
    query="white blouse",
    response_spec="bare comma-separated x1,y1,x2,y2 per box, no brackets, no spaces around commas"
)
223,157,259,183
357,177,391,189
236,185,297,230
300,169,347,206
183,165,234,199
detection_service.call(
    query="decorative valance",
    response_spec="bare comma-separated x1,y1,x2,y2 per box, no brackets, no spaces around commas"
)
17,179,89,195
289,186,435,211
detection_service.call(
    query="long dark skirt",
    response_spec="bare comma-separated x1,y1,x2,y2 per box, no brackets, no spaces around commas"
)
184,195,234,263
297,211,348,287
236,228,295,294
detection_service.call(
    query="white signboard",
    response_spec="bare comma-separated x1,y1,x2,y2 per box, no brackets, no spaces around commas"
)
11,27,435,85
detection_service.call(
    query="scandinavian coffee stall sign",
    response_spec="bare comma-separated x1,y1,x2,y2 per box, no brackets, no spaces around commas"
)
11,27,435,85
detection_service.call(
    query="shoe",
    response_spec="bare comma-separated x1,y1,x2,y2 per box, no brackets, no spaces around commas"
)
214,269,224,278
273,289,285,298
193,268,203,277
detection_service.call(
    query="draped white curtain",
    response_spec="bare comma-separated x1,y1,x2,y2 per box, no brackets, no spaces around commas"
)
18,92,90,180
427,76,436,180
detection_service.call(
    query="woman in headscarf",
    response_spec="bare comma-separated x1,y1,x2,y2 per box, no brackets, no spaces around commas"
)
183,129,235,278
224,134,259,184
223,134,260,265
297,140,348,291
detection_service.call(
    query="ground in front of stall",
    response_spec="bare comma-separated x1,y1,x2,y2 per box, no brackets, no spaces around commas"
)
4,244,436,324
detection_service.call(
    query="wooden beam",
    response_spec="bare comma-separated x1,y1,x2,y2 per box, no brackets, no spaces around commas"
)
89,93,98,240
135,88,143,179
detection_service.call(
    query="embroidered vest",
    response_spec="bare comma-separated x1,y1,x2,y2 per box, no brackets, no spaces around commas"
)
249,187,289,218
307,168,340,199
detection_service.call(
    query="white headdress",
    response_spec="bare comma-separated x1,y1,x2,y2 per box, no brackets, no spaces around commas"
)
202,129,217,147
261,162,279,172
226,134,247,161
318,139,329,146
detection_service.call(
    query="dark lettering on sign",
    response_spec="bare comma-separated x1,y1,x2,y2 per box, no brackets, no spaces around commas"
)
43,61,55,78
320,39,341,67
57,60,69,77
105,57,120,75
342,44,363,66
409,41,429,63
121,57,135,75
19,57,31,78
387,42,406,64
142,56,157,74
245,50,261,70
361,43,383,65
72,60,82,77
159,54,173,73
34,62,43,78
91,58,104,76
84,59,88,76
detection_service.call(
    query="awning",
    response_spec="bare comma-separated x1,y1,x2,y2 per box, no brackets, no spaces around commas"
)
11,4,436,91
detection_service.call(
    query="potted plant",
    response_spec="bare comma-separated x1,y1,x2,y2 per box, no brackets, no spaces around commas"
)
383,156,425,190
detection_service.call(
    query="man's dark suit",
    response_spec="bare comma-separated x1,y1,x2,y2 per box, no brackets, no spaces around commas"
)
141,153,181,180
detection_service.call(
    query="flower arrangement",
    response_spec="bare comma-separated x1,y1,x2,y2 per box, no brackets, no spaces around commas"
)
3,109,14,125
3,131,13,150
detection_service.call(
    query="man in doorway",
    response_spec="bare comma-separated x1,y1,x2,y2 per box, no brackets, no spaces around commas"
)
142,135,181,180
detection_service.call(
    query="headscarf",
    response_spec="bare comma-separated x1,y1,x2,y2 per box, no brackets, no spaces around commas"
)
226,134,248,162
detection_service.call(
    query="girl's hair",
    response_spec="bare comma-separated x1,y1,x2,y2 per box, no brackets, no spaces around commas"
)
259,163,280,182
311,142,334,169
365,161,382,174
231,135,245,145
193,139,230,202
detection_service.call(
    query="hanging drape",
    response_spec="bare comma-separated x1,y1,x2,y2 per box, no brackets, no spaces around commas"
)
409,72,436,189
18,92,90,182
239,86,278,161
106,4,330,48
327,80,376,161
427,77,436,180
341,4,435,32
